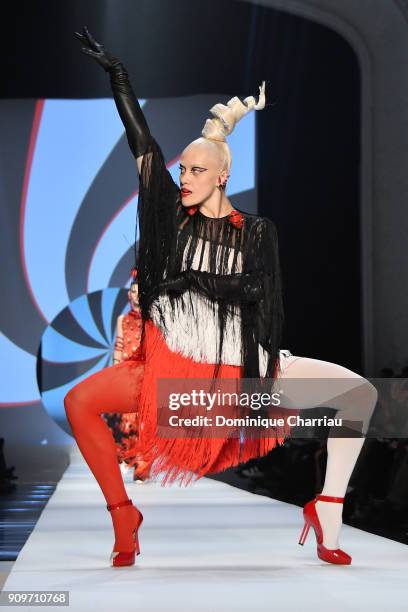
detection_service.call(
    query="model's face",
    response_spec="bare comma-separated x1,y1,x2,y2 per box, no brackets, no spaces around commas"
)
179,142,228,207
128,284,138,308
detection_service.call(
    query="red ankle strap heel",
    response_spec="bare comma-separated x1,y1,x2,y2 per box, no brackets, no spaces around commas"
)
315,494,345,503
298,494,352,565
106,497,143,567
107,498,133,511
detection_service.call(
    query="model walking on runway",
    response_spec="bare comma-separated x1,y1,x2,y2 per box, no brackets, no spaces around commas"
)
65,26,378,567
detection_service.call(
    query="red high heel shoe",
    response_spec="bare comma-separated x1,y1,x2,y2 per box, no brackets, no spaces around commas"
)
298,494,352,565
106,498,143,567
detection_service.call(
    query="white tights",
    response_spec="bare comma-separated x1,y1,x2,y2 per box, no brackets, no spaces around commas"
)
275,353,378,549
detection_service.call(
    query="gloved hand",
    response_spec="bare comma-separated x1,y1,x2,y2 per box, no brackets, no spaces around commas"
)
74,26,152,159
156,270,264,302
74,25,118,71
156,273,190,296
186,270,264,303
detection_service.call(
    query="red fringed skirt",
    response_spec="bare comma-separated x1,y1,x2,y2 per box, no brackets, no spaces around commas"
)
134,319,293,486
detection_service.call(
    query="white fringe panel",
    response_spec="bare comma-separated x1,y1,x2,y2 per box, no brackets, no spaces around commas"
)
151,235,292,376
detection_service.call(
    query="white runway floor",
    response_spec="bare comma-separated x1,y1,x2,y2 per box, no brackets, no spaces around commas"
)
3,446,408,611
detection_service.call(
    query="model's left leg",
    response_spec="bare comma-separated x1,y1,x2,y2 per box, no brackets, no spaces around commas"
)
278,355,378,549
64,359,145,554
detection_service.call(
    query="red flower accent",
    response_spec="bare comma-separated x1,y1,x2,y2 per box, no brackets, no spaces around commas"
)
130,267,138,279
186,205,199,216
228,209,244,229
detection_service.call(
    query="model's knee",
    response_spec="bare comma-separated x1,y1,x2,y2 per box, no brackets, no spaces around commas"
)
64,386,83,425
363,379,378,408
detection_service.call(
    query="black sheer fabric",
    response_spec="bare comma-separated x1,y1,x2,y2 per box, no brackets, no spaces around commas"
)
135,136,284,389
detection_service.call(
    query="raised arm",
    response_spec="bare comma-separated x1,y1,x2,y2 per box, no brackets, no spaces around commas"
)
74,26,152,175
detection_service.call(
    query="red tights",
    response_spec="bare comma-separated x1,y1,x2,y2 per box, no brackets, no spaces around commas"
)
64,359,145,551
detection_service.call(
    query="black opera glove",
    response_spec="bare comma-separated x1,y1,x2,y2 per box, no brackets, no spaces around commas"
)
74,26,152,159
158,270,264,302
187,270,264,303
169,269,263,302
156,274,190,296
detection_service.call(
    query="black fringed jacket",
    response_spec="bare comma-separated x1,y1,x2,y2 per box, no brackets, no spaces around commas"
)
135,137,284,382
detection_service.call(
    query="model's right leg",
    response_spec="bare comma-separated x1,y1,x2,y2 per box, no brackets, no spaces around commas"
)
64,359,145,554
277,355,378,552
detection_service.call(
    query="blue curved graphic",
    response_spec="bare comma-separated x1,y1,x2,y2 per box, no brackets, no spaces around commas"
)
1,95,256,419
38,288,129,434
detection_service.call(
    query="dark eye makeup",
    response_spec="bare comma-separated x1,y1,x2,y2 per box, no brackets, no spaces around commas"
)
179,165,207,171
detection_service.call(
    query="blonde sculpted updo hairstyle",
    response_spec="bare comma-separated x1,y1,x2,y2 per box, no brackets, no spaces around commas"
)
194,81,266,175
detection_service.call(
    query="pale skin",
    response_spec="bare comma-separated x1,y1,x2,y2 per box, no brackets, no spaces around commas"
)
136,138,234,219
